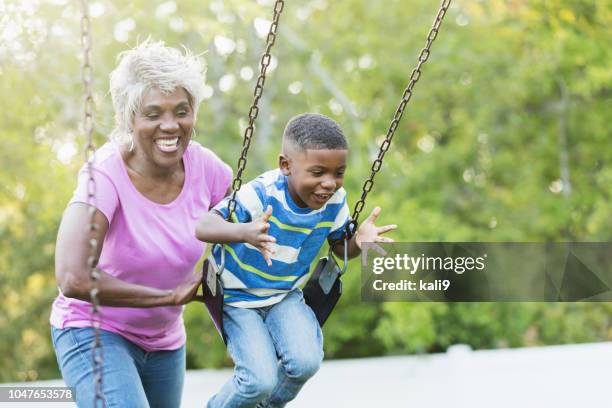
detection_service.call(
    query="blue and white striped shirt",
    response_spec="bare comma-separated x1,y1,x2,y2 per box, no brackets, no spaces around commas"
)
213,169,350,308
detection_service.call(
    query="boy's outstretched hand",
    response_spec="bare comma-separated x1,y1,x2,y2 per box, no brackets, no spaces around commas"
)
244,205,277,266
354,206,397,249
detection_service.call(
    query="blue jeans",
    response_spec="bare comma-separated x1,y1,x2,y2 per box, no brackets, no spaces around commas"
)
51,326,185,408
208,289,324,408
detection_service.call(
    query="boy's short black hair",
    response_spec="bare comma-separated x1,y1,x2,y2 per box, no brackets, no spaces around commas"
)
283,113,347,151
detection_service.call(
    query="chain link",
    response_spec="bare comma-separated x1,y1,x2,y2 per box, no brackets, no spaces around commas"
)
348,0,451,234
79,0,105,406
226,0,285,221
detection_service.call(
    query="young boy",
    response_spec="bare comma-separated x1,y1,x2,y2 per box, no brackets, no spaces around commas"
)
196,113,396,408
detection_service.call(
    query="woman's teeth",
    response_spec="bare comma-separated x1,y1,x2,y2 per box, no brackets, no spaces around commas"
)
155,137,179,152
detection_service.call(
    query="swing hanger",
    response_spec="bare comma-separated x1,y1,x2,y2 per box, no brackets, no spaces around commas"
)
204,0,451,334
226,0,285,223
212,0,286,277
79,0,106,405
202,0,286,343
347,0,452,238
304,0,452,326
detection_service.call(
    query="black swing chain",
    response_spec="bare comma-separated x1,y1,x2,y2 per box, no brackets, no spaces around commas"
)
79,0,106,406
226,0,285,221
347,0,451,238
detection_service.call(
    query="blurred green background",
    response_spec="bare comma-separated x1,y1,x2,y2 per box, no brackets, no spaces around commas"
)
1,0,610,383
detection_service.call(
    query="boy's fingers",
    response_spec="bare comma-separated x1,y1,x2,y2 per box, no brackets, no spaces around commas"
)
376,236,394,243
263,252,272,266
260,234,276,243
377,224,397,234
259,241,276,266
261,242,276,254
262,205,273,222
367,206,382,223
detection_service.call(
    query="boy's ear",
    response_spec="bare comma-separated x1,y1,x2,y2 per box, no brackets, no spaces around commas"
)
279,154,291,176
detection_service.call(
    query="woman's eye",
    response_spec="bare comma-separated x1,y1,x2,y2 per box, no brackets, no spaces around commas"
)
146,113,159,119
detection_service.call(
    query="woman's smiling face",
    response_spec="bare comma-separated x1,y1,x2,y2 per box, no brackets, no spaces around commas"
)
131,87,194,173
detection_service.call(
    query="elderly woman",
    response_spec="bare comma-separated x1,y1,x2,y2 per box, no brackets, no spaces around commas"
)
50,41,232,407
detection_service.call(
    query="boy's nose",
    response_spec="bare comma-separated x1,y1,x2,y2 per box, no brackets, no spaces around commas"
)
320,177,336,190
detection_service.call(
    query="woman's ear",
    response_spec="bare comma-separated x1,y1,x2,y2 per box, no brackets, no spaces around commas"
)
279,154,291,176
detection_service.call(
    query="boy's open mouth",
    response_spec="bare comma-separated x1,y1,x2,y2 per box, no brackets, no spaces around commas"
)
312,192,332,203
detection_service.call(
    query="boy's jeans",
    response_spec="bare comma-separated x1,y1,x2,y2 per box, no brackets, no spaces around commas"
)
208,289,324,408
51,326,185,408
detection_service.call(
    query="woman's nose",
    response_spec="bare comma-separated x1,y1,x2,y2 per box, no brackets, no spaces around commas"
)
160,117,179,132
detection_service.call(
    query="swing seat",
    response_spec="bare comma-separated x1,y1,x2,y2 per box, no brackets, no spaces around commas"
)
202,252,226,344
303,239,348,327
303,255,344,327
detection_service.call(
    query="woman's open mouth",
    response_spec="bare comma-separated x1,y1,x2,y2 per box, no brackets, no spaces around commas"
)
154,137,180,153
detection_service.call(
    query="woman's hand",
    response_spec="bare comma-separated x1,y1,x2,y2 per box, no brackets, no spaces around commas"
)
243,205,277,266
172,269,204,305
354,206,397,249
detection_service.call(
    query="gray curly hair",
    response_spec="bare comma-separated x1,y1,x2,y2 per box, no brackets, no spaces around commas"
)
109,39,206,144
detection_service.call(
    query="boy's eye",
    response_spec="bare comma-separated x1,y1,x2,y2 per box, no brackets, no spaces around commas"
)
177,110,189,117
310,170,323,176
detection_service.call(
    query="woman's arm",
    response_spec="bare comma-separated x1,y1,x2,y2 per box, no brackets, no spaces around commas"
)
55,203,201,307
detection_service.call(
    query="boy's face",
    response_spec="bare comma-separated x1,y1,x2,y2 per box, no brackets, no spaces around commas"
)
279,146,348,210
